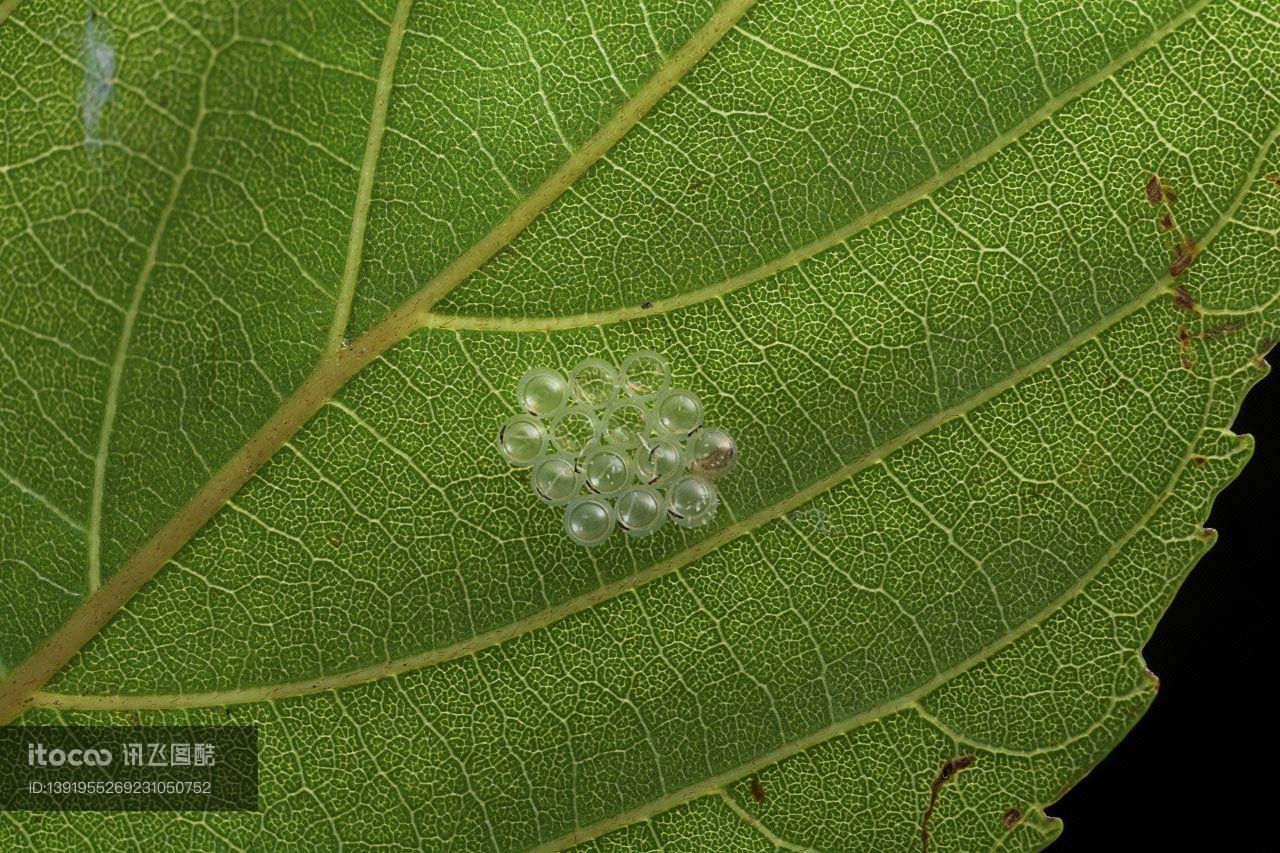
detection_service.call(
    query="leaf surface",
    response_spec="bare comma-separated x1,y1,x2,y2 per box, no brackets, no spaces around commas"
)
1,0,1277,849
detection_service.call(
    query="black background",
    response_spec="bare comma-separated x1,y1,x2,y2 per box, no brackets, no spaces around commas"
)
1048,362,1274,848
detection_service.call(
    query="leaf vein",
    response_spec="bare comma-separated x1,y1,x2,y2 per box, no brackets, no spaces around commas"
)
420,0,1214,335
323,0,416,358
86,47,216,593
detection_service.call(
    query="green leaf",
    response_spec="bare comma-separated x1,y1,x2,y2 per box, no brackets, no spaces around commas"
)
1,0,1277,849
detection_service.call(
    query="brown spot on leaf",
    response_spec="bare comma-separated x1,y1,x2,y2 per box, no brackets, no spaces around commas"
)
1172,285,1195,312
1002,808,1022,829
1191,455,1207,466
640,300,653,310
921,756,975,853
1177,325,1195,376
749,774,766,804
1170,239,1196,277
1163,185,1178,205
1145,174,1163,206
1159,211,1175,231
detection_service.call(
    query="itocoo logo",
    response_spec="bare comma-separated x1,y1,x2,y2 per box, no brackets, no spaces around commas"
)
27,743,113,767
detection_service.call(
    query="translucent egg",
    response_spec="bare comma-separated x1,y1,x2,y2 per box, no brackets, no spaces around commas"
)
601,400,649,448
569,358,620,407
548,407,599,454
653,388,703,436
497,415,546,466
516,367,568,416
620,350,670,396
615,486,666,536
530,455,580,505
581,445,634,496
563,497,616,547
635,439,684,486
687,426,737,480
667,474,718,527
502,353,736,545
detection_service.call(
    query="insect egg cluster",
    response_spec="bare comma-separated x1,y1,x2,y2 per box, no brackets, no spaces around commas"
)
497,351,737,547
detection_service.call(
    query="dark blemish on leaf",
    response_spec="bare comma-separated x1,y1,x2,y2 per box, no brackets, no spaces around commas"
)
938,755,974,782
921,755,975,853
127,711,140,726
1145,174,1163,206
1192,455,1207,466
1169,239,1196,277
640,300,653,310
1169,247,1191,277
1177,325,1194,376
1172,285,1195,312
749,774,766,804
1200,319,1245,341
1001,808,1022,829
1159,211,1175,231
